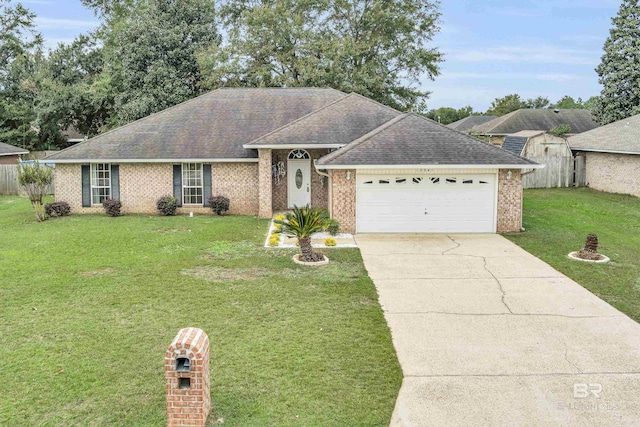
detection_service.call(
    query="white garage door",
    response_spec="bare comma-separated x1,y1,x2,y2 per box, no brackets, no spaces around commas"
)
356,174,497,233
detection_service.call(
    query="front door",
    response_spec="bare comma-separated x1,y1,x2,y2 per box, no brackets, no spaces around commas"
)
288,159,311,208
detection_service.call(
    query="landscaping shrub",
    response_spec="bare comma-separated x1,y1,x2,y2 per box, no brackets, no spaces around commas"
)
324,218,341,235
17,162,54,222
273,213,286,222
44,202,71,218
209,195,230,215
268,235,280,247
324,237,337,247
102,199,122,217
156,195,178,216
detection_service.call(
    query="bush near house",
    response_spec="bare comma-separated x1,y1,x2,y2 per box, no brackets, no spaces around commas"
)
208,195,230,215
102,199,122,217
156,195,178,216
45,202,70,218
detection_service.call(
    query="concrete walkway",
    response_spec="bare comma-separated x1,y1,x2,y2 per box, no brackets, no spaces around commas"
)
356,234,640,427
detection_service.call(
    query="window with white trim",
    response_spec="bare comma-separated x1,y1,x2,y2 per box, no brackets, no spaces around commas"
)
182,163,203,205
91,163,111,205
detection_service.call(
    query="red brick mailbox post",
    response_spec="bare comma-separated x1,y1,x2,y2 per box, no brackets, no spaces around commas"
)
165,328,211,426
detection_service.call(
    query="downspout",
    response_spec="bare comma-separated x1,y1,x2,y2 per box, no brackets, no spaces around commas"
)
314,160,332,217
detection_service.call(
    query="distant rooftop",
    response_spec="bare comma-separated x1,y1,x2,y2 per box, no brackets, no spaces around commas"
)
472,109,599,135
446,115,497,132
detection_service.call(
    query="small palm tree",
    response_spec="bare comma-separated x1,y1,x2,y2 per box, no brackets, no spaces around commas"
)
274,205,328,262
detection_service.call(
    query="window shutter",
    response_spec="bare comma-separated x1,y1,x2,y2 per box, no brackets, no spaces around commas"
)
173,165,182,207
82,165,91,207
111,165,120,201
203,164,212,207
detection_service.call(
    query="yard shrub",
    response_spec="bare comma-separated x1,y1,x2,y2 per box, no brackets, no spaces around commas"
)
209,195,230,215
324,237,337,246
268,235,280,247
273,213,286,222
103,199,122,217
324,218,341,235
44,202,71,218
17,162,54,222
156,195,178,216
275,205,328,262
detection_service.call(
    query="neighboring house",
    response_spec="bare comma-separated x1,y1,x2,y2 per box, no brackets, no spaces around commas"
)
569,113,640,198
0,142,29,165
472,109,599,146
45,88,540,234
446,115,497,132
502,131,572,158
62,127,86,144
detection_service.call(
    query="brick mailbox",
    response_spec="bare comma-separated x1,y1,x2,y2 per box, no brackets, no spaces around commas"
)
165,328,211,427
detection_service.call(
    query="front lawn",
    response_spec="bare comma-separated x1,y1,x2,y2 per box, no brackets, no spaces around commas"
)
0,197,401,426
505,188,640,323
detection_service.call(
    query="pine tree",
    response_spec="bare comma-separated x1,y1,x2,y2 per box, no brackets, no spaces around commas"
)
594,0,640,124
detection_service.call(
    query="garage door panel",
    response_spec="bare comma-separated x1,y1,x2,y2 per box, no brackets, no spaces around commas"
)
356,174,496,233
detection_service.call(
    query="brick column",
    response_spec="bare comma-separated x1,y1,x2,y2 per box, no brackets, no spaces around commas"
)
496,169,523,233
165,328,211,427
258,149,273,218
330,170,356,234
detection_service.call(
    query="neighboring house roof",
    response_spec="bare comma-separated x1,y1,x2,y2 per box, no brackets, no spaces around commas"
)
569,113,640,155
316,113,540,168
472,109,599,135
502,131,546,156
245,93,400,148
0,141,29,157
45,88,346,162
446,115,497,132
63,127,86,142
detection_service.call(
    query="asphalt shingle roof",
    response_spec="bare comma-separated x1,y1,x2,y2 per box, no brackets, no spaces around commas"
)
246,93,400,147
316,113,538,167
472,109,599,135
0,141,29,156
447,115,497,131
569,113,640,154
502,136,528,156
46,88,346,161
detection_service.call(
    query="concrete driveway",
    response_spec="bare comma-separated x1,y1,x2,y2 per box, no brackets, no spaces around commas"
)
356,234,640,427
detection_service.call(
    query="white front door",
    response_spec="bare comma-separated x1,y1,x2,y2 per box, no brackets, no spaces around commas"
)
288,159,311,208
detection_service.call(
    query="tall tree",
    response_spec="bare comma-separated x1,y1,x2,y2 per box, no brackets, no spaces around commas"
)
425,105,475,125
0,0,42,149
525,96,550,109
201,0,443,111
101,0,219,125
594,0,640,124
485,94,526,116
551,95,585,109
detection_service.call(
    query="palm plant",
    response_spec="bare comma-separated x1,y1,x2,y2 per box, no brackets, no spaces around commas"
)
274,205,328,262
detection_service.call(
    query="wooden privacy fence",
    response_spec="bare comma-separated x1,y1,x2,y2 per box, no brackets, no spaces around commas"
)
0,165,55,196
523,155,585,189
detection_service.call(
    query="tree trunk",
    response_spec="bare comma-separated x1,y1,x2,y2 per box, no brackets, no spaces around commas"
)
298,237,314,262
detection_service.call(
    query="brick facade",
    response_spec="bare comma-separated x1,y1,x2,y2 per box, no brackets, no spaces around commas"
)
496,169,523,233
165,328,210,427
55,162,259,215
585,152,640,198
271,149,330,211
330,169,356,233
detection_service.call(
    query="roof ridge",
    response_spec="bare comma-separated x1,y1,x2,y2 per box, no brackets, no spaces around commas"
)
318,113,411,164
45,88,226,159
346,92,403,114
245,93,353,145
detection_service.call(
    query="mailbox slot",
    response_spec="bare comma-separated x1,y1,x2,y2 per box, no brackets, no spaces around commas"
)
176,357,190,372
179,377,191,389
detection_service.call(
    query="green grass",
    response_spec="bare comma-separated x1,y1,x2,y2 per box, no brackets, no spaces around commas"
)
505,188,640,322
0,197,401,426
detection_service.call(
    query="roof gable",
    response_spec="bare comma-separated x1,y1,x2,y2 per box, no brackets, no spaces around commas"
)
472,109,599,135
569,113,640,154
46,88,346,161
245,93,401,147
317,113,538,167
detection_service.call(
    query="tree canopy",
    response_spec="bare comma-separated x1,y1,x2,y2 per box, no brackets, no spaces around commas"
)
424,106,475,125
594,0,640,124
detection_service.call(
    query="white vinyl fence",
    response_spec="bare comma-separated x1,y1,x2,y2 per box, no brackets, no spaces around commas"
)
0,164,55,196
523,156,585,189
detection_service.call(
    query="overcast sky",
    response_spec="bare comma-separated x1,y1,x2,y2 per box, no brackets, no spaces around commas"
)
21,0,621,112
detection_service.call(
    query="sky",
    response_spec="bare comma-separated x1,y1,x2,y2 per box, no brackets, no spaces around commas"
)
18,0,622,112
